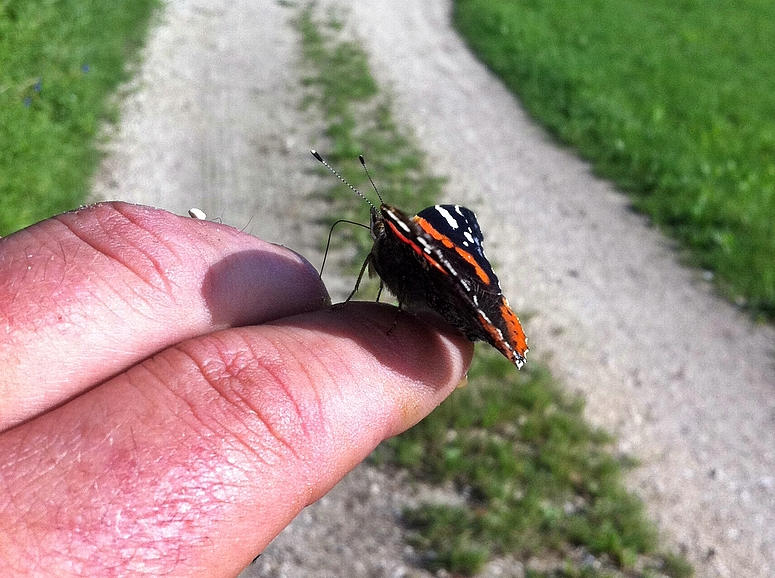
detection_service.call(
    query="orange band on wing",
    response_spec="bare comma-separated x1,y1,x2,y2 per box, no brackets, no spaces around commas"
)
414,216,491,284
478,300,528,363
499,300,528,356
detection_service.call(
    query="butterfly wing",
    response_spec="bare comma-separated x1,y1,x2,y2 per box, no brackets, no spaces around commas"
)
409,204,528,368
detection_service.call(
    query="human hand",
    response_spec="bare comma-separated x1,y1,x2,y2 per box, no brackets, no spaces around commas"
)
0,202,473,577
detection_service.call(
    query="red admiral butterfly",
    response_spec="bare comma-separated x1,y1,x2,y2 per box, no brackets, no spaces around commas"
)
312,150,528,369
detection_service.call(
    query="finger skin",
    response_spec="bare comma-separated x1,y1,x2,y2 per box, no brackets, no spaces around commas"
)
0,302,473,577
0,202,329,430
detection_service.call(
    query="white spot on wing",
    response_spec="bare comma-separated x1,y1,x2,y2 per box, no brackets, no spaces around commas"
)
434,205,459,229
417,236,434,254
434,251,459,277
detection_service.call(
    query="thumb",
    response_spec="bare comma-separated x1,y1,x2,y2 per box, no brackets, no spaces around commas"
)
0,302,472,577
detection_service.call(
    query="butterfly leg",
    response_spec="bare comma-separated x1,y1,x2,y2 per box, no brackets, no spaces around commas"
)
345,254,372,303
386,300,403,336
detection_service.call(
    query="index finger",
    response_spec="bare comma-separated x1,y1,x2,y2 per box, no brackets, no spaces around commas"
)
0,202,329,430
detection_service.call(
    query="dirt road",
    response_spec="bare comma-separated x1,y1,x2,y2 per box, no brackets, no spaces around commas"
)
95,1,775,576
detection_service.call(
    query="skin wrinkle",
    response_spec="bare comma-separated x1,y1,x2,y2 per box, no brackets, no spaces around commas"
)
0,465,30,536
41,236,72,293
11,229,122,347
123,355,235,482
116,277,169,326
288,327,362,440
55,207,177,302
59,477,198,576
81,232,198,329
19,425,76,505
6,242,65,331
271,312,433,471
196,357,288,468
175,332,313,487
3,449,62,537
99,205,182,297
242,342,311,468
30,221,159,336
111,203,199,295
295,340,338,433
256,327,334,500
1,426,39,480
123,369,190,444
222,329,330,508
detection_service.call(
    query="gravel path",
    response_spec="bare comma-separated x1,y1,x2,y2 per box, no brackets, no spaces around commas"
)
94,1,775,576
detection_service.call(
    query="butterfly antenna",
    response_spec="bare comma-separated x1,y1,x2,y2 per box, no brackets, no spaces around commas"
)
311,150,378,212
358,155,384,205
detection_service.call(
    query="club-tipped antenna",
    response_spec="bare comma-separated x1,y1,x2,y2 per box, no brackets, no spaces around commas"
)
358,155,384,205
311,150,380,211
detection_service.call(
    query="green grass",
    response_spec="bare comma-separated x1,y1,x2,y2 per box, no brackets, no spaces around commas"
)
453,0,775,319
297,4,692,577
0,0,160,236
